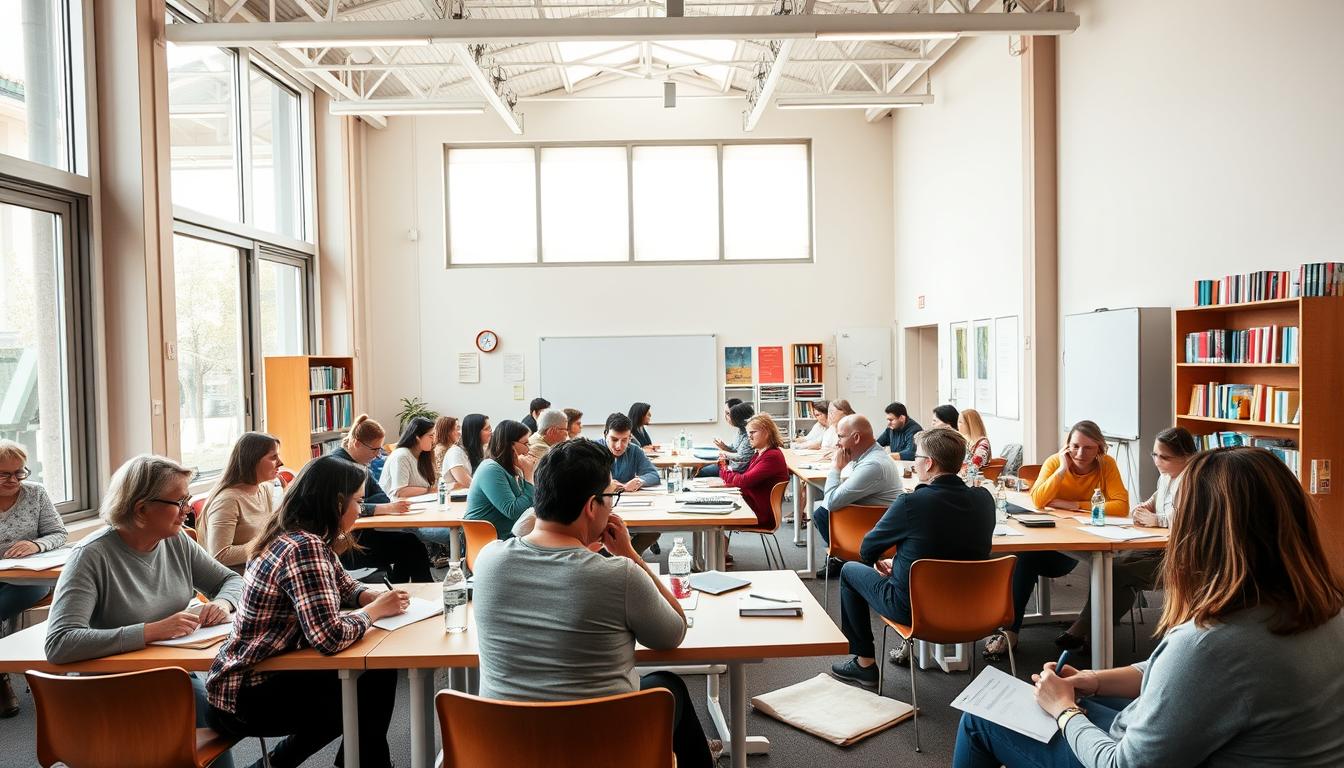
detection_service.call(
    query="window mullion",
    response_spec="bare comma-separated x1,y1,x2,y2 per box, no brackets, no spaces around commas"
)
237,49,254,228
626,144,634,262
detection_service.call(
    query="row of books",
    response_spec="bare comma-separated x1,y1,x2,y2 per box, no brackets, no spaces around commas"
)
310,365,350,392
309,438,343,459
311,393,354,433
1188,383,1300,424
1194,433,1300,478
1193,262,1344,306
793,345,822,364
1183,325,1299,364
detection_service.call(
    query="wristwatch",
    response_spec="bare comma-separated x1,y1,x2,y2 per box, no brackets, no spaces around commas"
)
1057,706,1085,732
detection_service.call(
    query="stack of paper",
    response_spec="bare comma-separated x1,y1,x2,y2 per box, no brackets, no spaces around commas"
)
1079,526,1163,541
0,547,75,571
951,667,1057,743
372,596,444,631
150,622,233,649
992,525,1025,537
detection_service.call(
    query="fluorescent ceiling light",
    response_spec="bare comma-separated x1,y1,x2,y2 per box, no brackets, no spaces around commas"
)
776,94,933,110
329,99,485,116
278,38,431,48
815,31,959,41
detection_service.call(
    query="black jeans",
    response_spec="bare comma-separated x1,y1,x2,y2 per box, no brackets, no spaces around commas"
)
207,669,398,768
640,671,714,768
345,528,434,583
1010,551,1079,633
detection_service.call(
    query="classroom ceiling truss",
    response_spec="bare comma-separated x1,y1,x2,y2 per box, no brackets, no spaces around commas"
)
179,0,1075,131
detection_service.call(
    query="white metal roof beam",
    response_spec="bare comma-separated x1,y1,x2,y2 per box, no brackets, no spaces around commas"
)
165,12,1080,47
447,43,524,133
742,39,793,131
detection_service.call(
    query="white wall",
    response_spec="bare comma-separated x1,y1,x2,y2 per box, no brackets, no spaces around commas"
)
359,91,895,437
1058,0,1344,315
891,35,1025,450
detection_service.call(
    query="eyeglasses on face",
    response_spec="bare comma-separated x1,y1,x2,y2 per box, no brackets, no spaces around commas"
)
595,490,623,508
0,468,31,482
149,496,193,510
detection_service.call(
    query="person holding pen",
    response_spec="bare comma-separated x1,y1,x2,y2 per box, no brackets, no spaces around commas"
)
955,446,1344,768
984,420,1129,661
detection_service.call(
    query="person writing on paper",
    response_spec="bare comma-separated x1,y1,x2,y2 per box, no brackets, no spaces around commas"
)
331,415,434,581
563,408,584,439
958,408,992,470
811,414,905,579
45,456,243,766
628,402,658,450
595,413,661,554
379,416,437,498
984,420,1130,661
830,429,995,687
701,402,756,478
430,416,458,480
528,408,571,460
876,402,922,460
466,420,538,539
207,456,410,768
473,439,715,767
0,439,68,716
718,414,791,529
1054,426,1198,652
955,446,1344,768
200,432,281,571
521,397,550,433
794,399,831,449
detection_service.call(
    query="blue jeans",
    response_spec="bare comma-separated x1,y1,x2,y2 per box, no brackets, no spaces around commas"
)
812,505,831,546
411,527,456,547
696,463,720,478
1011,551,1078,632
0,583,50,625
953,697,1129,768
838,561,909,658
192,673,236,768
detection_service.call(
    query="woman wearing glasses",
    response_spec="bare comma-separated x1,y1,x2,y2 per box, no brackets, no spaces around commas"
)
465,420,538,539
45,454,243,766
0,439,68,716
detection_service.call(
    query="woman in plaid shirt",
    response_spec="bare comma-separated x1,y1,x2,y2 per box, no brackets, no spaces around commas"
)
206,456,410,768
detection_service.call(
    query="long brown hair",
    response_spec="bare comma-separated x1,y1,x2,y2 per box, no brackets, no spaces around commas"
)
199,432,280,529
1159,447,1343,636
433,416,459,449
249,455,366,559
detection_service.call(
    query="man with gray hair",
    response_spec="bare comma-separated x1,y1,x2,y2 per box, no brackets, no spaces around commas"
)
528,408,571,460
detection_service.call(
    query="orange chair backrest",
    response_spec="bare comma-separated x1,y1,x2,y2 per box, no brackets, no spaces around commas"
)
1017,464,1042,486
828,504,891,562
436,688,675,768
461,520,498,571
763,481,789,533
907,556,1016,644
980,458,1007,482
28,666,199,768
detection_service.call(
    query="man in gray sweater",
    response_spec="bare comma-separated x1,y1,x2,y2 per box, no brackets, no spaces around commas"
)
472,439,714,767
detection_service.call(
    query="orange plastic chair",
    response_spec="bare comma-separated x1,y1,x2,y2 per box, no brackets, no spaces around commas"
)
187,493,208,528
460,520,498,572
979,458,1007,482
732,481,790,570
277,468,296,488
877,556,1018,752
1015,463,1042,489
26,666,238,768
435,688,675,768
824,504,892,611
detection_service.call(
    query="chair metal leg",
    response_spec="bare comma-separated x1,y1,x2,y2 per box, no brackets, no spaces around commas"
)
909,647,921,753
878,624,888,696
824,565,830,612
759,535,771,568
258,737,273,768
769,534,786,570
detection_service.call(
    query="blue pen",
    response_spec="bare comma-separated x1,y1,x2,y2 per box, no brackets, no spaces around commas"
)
1055,649,1071,675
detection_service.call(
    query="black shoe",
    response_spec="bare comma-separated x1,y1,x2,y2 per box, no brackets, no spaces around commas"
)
1053,631,1086,651
887,639,912,667
0,674,17,718
830,657,879,689
814,557,843,579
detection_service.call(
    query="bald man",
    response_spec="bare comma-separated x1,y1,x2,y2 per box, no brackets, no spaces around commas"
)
812,414,905,578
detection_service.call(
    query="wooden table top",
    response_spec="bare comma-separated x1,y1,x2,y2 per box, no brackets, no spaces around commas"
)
354,503,463,530
365,571,846,669
613,490,760,529
0,567,62,581
647,451,714,470
0,621,219,674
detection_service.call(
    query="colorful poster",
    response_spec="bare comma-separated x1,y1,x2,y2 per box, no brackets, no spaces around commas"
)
724,346,753,385
758,346,784,383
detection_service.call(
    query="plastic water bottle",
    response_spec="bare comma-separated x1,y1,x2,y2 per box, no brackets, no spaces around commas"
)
1090,488,1106,527
678,430,688,451
437,478,447,507
995,480,1008,522
668,537,693,599
442,561,468,633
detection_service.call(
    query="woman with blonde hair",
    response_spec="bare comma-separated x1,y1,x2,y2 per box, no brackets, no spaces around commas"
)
957,408,992,469
956,446,1344,767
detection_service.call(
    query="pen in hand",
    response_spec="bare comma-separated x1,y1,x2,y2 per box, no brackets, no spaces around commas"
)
1055,649,1070,675
383,576,396,592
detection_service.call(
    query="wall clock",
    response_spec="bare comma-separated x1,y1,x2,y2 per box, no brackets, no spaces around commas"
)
476,330,499,353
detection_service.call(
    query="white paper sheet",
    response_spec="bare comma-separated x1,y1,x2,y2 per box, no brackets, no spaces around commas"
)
372,596,444,631
0,547,75,571
1078,526,1164,541
503,353,525,382
950,666,1057,743
992,525,1025,537
150,621,233,648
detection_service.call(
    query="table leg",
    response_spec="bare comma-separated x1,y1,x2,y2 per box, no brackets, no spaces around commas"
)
338,668,361,768
706,529,724,571
729,662,748,768
790,476,804,546
1090,552,1115,669
797,481,820,579
449,529,461,563
409,668,434,768
1037,575,1052,617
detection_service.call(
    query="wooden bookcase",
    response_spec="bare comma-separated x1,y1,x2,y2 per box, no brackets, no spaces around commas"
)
720,343,826,438
1173,297,1344,570
264,355,356,473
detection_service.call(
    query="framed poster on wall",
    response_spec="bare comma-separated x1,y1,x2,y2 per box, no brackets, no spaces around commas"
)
950,321,970,407
973,318,995,415
724,346,753,385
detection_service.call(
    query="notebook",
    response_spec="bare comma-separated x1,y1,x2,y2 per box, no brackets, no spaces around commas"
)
738,593,803,617
688,571,751,595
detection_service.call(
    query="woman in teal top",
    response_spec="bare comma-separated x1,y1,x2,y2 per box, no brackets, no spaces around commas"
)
465,420,538,539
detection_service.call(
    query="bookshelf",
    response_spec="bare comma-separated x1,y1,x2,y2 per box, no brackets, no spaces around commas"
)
720,342,826,439
1173,297,1344,570
264,355,356,472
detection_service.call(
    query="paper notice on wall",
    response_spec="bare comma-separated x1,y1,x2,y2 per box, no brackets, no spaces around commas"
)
849,363,878,395
458,352,480,384
513,384,525,400
503,353,525,382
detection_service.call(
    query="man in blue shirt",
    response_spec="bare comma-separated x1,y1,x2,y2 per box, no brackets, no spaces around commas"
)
594,412,661,553
830,427,995,688
875,401,922,460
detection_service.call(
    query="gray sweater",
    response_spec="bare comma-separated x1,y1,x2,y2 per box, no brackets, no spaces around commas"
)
45,527,244,664
0,482,68,553
471,537,685,701
1065,608,1344,767
822,442,904,511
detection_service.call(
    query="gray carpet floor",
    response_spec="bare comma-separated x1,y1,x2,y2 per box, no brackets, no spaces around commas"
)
0,524,1163,767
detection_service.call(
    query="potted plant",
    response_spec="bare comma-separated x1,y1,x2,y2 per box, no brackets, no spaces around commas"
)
395,397,439,433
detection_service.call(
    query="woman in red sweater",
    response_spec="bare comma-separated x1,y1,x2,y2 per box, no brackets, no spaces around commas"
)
719,414,791,530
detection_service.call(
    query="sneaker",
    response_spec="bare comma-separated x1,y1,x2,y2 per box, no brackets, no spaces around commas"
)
814,557,843,579
426,543,452,569
0,674,18,718
707,738,724,764
830,657,879,689
888,639,912,667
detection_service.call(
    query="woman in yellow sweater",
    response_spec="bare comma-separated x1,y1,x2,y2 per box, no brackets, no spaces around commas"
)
983,420,1129,660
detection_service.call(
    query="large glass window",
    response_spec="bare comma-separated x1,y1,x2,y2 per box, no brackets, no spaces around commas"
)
250,68,303,240
173,234,247,478
167,43,241,221
540,147,628,263
722,143,811,261
632,145,719,262
446,147,537,265
258,256,306,357
0,0,71,171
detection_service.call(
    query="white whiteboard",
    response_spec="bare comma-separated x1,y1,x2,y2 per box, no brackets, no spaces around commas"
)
539,335,718,424
1063,309,1140,440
